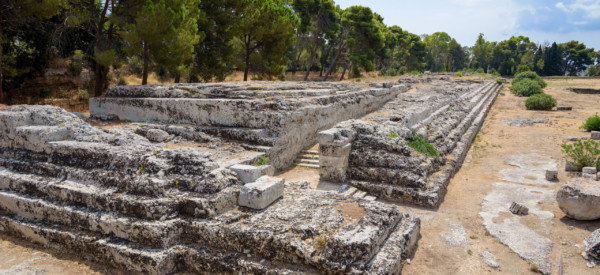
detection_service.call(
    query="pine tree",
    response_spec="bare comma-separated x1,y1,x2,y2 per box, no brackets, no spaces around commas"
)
120,0,201,85
237,0,298,81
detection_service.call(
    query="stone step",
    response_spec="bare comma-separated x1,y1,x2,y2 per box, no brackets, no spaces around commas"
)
295,158,320,165
298,153,319,160
297,163,319,169
0,190,183,248
0,215,317,274
0,168,238,220
301,150,319,155
0,154,235,196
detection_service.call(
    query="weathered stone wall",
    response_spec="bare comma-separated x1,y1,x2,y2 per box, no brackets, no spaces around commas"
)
90,82,410,169
0,105,421,274
319,79,501,208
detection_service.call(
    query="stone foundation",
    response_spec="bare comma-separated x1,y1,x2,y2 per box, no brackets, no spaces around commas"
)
0,104,420,274
319,79,501,208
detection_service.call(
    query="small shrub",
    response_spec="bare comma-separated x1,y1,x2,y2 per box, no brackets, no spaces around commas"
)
454,72,463,77
525,93,556,111
314,235,328,251
408,70,422,76
582,113,600,131
561,139,600,171
510,78,543,97
496,78,503,85
77,88,90,99
513,71,547,88
530,264,539,272
253,156,269,166
69,50,85,76
408,134,439,159
117,77,128,86
128,56,143,75
56,88,71,98
475,68,484,74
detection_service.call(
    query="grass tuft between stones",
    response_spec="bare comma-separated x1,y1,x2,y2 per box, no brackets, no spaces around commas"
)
408,134,439,160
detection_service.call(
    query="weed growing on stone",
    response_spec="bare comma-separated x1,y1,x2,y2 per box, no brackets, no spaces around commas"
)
582,113,600,131
530,264,539,272
254,156,269,166
388,132,399,139
561,139,600,170
314,235,328,251
408,134,439,160
153,150,158,155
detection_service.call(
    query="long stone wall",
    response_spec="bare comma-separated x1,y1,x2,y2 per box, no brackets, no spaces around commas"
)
90,82,410,169
319,79,501,208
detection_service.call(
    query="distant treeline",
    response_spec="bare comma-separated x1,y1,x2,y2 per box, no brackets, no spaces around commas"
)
1,0,599,101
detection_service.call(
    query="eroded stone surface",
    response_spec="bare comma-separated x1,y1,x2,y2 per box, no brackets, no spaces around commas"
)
585,229,600,260
0,105,420,274
480,182,554,275
557,178,600,220
322,79,501,207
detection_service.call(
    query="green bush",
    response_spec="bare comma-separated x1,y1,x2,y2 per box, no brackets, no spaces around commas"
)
69,50,85,76
495,78,503,85
582,113,600,131
408,134,439,159
513,71,547,88
510,78,543,97
454,72,463,77
128,56,143,75
117,77,128,86
516,64,530,74
525,93,556,110
561,139,600,170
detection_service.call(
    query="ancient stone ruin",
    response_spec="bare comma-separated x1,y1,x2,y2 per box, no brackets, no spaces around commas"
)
0,77,500,273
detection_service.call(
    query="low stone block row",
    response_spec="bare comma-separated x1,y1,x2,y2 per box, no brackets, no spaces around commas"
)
319,80,502,207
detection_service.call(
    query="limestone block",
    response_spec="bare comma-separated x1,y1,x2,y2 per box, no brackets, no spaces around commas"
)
567,137,579,142
585,229,600,260
382,82,394,88
136,128,170,142
565,161,579,172
557,178,600,220
592,131,600,140
509,202,529,215
545,168,558,181
320,143,351,158
238,176,284,210
583,167,598,175
230,164,274,184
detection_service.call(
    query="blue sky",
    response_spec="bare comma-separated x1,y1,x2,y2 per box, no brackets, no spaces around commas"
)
337,0,600,50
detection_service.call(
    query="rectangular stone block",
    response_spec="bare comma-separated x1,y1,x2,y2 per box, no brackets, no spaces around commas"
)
230,164,274,184
565,161,579,172
238,176,284,210
320,155,348,168
545,168,558,181
320,143,351,158
583,167,598,175
583,173,598,181
592,131,600,140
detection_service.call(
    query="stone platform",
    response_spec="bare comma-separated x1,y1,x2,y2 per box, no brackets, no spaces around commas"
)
319,79,501,208
0,104,420,274
90,82,409,169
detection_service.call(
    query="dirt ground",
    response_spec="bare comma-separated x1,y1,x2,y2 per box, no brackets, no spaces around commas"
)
1,77,599,274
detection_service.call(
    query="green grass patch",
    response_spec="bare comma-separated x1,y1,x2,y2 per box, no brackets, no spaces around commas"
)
254,156,269,166
408,134,439,159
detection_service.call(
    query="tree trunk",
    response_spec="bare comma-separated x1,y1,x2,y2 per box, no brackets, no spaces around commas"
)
291,33,301,76
142,42,149,85
174,73,180,83
0,2,3,103
244,37,250,81
339,63,347,81
323,42,344,81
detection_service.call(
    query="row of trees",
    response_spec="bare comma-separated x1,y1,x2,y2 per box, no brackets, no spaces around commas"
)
1,0,599,102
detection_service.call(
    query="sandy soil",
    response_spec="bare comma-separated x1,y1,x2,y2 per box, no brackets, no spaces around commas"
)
401,78,600,274
1,77,599,274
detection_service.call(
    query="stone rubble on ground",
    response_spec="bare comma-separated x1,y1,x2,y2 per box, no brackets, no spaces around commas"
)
509,202,529,215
